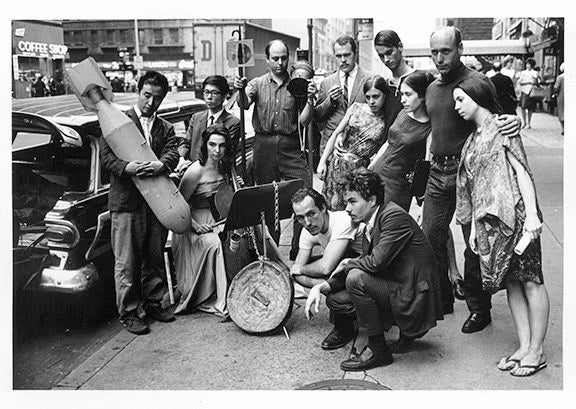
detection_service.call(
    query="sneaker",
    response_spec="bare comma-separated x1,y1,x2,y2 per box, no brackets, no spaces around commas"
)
120,312,149,335
145,302,175,322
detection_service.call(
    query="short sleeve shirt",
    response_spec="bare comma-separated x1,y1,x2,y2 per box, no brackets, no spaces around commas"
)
299,211,359,250
246,73,300,136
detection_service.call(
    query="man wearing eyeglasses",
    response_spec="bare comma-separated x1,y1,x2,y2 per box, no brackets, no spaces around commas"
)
177,75,240,171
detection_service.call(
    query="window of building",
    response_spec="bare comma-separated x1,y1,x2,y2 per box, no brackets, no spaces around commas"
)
90,30,99,45
120,29,130,44
106,30,115,43
153,29,163,45
168,28,179,43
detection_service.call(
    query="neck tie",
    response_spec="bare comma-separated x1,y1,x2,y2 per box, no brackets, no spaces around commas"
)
343,73,350,105
208,115,214,127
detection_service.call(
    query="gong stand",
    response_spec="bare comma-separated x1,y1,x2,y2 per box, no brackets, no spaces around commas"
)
224,179,304,336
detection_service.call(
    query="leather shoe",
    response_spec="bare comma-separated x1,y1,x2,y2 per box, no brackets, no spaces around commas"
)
321,326,357,350
145,303,175,322
461,312,491,333
340,345,393,372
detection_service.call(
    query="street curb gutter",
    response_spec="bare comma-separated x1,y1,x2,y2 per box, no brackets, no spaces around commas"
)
52,330,137,390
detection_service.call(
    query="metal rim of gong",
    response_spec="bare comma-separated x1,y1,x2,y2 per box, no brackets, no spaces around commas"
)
227,259,294,335
297,379,392,390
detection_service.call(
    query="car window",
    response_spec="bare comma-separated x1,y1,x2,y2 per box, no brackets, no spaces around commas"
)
13,131,52,151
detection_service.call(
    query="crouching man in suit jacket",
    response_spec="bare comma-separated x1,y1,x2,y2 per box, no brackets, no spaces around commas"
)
305,168,443,371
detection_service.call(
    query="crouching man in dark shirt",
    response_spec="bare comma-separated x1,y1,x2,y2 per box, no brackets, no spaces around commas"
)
305,168,443,371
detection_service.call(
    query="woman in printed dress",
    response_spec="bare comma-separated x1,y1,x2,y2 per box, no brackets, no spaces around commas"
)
316,75,388,210
454,77,549,377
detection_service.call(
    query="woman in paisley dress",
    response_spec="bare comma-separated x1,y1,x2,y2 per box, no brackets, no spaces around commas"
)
172,124,233,317
454,78,549,377
316,75,388,210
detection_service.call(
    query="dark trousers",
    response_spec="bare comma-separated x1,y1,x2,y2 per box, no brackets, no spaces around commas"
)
421,158,491,313
253,133,312,253
326,269,391,336
111,203,168,317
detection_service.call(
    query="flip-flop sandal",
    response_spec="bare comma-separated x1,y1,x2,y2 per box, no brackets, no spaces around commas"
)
510,362,547,377
498,356,520,371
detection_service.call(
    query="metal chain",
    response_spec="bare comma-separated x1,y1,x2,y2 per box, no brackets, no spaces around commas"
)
273,180,280,234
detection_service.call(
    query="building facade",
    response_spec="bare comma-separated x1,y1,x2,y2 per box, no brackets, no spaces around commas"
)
12,20,68,98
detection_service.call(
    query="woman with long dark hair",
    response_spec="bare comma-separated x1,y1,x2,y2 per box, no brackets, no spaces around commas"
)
171,124,234,317
317,75,389,210
454,77,549,377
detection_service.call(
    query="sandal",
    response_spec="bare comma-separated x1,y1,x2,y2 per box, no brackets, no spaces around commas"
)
498,356,520,371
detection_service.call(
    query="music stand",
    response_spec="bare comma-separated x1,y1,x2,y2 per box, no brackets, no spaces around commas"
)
223,179,304,257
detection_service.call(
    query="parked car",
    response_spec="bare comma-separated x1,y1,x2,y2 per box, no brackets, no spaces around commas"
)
12,91,207,298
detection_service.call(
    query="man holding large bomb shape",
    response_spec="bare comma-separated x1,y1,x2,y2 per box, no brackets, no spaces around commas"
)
100,71,178,335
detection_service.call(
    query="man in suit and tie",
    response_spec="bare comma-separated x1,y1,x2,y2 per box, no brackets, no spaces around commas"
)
177,75,240,172
489,61,518,115
101,70,178,335
305,168,443,371
314,35,373,155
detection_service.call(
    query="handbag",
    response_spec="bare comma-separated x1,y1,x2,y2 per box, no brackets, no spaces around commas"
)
408,159,431,201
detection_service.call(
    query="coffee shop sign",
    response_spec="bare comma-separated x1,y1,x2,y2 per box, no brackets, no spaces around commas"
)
17,41,68,58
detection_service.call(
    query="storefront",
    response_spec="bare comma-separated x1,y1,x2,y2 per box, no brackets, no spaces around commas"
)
12,20,68,99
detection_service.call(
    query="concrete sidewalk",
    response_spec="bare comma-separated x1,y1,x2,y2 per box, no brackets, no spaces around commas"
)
54,113,563,391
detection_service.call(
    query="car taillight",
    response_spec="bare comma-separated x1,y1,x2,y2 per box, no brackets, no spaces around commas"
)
45,222,80,248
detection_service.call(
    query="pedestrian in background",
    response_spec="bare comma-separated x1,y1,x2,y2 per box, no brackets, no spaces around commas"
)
518,58,539,129
553,62,564,135
489,61,518,115
454,77,549,377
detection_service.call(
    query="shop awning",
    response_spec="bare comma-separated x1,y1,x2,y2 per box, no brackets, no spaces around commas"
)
403,39,529,57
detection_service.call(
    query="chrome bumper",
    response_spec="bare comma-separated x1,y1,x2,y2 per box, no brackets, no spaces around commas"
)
30,263,100,293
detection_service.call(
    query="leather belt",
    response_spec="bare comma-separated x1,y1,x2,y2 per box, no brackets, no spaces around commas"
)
432,154,460,164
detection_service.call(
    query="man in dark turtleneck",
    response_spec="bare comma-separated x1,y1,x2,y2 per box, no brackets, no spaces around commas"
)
423,26,520,333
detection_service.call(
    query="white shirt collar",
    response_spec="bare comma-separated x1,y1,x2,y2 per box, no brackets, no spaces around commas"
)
365,205,380,238
133,105,156,123
207,108,224,125
339,65,358,82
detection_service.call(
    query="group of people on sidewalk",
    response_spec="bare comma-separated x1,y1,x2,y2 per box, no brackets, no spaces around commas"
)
99,25,551,380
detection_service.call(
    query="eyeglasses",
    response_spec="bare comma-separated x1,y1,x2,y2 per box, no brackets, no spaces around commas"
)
203,90,222,97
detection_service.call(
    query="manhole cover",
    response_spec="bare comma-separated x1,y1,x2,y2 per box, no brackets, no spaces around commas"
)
297,379,391,390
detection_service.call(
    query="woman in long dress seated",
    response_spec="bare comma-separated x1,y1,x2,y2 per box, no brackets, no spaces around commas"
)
172,124,233,317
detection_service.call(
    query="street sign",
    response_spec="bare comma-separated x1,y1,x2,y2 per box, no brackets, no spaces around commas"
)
226,39,255,68
356,18,374,41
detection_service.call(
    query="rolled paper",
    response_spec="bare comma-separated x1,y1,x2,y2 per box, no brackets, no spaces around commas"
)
514,232,532,255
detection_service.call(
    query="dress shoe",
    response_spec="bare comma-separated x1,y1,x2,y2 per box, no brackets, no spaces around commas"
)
321,326,357,350
145,302,175,322
340,345,393,372
461,312,491,333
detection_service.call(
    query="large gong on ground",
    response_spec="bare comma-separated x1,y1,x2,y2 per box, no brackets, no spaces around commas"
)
222,179,304,334
227,259,294,334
